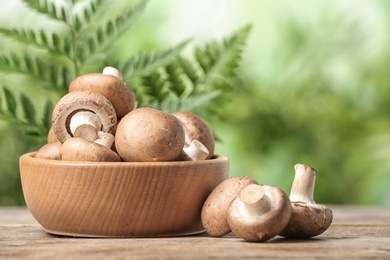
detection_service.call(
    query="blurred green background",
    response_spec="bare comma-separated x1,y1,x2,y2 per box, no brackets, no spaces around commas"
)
1,0,390,205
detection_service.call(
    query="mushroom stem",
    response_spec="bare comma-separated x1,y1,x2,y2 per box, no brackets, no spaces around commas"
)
69,111,102,141
238,184,271,216
289,164,316,204
182,140,209,161
102,66,123,80
94,131,115,148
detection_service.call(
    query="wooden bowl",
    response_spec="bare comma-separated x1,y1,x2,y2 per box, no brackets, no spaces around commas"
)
19,152,229,237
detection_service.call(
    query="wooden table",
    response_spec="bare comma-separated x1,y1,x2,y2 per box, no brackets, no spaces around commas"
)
1,206,389,259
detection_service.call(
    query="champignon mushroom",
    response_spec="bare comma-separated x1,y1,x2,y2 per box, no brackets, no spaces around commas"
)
279,164,333,239
201,176,258,237
172,111,215,159
178,139,209,161
227,183,292,242
52,90,117,143
61,137,121,162
115,107,185,162
47,126,59,143
35,141,62,160
69,66,136,119
94,131,115,149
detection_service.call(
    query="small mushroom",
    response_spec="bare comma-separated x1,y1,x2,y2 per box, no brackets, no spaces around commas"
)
61,137,121,162
173,111,215,159
279,164,333,239
69,66,136,119
178,139,209,161
94,131,115,149
115,107,185,162
35,141,62,160
52,90,117,143
201,176,258,237
227,184,292,242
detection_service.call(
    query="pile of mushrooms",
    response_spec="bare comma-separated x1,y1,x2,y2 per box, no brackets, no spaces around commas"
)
34,66,333,243
35,66,215,162
201,163,333,242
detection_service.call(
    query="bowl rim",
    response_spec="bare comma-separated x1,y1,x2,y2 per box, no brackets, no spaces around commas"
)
21,152,228,167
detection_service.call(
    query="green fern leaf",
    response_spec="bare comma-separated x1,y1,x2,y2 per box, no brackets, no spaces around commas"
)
121,39,191,79
20,94,36,124
2,88,17,116
177,56,201,84
41,100,53,130
141,70,169,103
165,61,191,98
0,28,67,57
79,0,148,59
23,0,67,24
195,25,251,85
140,25,251,115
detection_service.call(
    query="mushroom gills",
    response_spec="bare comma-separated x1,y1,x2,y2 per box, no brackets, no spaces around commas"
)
69,110,102,141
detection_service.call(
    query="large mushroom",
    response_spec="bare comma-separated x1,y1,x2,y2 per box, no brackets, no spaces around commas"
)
227,183,292,242
201,176,258,237
279,164,333,239
172,111,215,159
69,66,136,119
51,90,117,143
115,107,185,162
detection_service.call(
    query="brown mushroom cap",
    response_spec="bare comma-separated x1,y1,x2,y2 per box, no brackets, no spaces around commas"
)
61,137,121,162
69,73,136,119
115,107,185,162
279,202,333,238
35,141,62,160
172,111,215,159
47,126,59,143
227,184,292,242
201,176,258,237
52,90,117,143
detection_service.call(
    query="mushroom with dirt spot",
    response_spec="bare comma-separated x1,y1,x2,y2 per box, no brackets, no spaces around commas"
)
173,111,215,159
279,164,333,239
227,183,292,242
115,107,185,162
69,66,136,119
201,176,258,237
51,90,117,143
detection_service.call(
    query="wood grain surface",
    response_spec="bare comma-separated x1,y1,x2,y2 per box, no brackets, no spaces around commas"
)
1,206,389,259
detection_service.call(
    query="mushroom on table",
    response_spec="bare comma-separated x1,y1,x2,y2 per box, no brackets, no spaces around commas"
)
279,164,333,239
227,183,292,242
201,176,258,237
